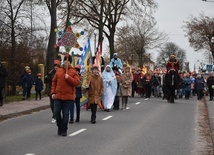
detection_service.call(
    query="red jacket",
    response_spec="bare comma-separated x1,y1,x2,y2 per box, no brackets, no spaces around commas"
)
166,59,179,72
51,67,80,100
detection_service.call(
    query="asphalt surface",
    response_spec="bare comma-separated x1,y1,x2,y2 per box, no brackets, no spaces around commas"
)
0,96,199,155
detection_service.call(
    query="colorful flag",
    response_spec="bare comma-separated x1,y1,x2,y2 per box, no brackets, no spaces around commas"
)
94,42,101,72
78,38,93,106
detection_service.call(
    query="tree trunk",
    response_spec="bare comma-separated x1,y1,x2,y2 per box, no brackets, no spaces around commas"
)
9,20,17,95
138,48,145,68
46,0,57,74
108,29,115,59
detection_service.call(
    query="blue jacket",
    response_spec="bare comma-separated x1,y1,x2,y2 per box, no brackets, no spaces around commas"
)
183,77,191,91
21,74,34,88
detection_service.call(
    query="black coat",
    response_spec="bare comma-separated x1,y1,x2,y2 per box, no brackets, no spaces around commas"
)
35,78,44,91
207,76,214,88
0,64,8,88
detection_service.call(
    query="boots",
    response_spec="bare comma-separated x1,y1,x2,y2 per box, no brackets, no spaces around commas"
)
124,103,127,110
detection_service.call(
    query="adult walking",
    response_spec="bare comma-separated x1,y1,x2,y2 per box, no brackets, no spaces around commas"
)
195,73,205,101
207,72,214,101
51,60,80,136
69,65,82,123
0,62,8,106
44,60,60,124
88,65,103,124
120,66,133,110
102,65,117,112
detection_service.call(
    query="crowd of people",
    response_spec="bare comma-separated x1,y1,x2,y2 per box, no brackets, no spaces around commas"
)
1,52,214,137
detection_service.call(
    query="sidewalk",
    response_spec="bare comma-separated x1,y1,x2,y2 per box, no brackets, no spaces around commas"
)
0,97,50,121
207,96,214,147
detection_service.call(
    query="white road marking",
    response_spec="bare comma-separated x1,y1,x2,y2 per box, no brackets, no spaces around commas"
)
69,129,86,137
135,102,141,105
26,154,35,155
126,107,130,110
102,116,113,120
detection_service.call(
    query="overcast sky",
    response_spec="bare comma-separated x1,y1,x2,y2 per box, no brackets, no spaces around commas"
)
152,0,214,71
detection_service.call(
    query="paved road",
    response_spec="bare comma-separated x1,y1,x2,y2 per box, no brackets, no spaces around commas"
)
0,97,198,155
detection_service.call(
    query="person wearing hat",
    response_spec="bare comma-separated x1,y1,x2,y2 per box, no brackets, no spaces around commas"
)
69,65,82,123
87,64,103,124
110,53,123,73
21,69,34,100
51,60,80,136
166,54,180,72
0,62,8,106
35,73,44,100
44,59,60,124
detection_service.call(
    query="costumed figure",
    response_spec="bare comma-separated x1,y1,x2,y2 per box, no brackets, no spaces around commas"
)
110,53,123,74
102,65,117,112
166,54,180,73
92,50,105,72
164,54,180,103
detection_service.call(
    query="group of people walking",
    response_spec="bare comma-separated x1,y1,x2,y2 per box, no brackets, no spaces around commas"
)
46,53,134,136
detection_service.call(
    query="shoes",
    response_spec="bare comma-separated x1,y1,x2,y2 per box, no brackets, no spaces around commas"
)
75,118,79,123
61,131,67,136
51,118,56,124
57,129,62,135
91,120,96,124
145,98,149,100
69,119,74,124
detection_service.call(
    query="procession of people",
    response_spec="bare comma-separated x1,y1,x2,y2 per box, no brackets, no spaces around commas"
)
1,51,214,137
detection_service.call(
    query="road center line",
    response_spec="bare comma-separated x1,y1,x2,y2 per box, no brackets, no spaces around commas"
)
102,116,113,120
135,102,141,105
69,129,86,137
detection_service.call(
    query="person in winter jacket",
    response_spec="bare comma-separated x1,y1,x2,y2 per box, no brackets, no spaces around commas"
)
206,72,214,101
35,73,43,100
69,65,82,123
87,65,103,124
120,66,133,110
183,73,192,99
51,60,80,136
195,73,205,100
21,70,34,100
0,62,8,106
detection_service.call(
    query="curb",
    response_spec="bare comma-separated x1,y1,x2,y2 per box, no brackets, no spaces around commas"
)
0,105,50,122
195,97,214,154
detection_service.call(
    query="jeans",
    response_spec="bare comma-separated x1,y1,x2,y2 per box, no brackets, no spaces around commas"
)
49,96,55,119
54,99,74,132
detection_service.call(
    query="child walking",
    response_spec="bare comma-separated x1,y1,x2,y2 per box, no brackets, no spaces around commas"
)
35,73,43,100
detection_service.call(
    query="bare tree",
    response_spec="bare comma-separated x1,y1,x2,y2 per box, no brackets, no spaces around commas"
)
71,0,157,59
183,13,214,61
156,42,187,71
116,16,167,67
